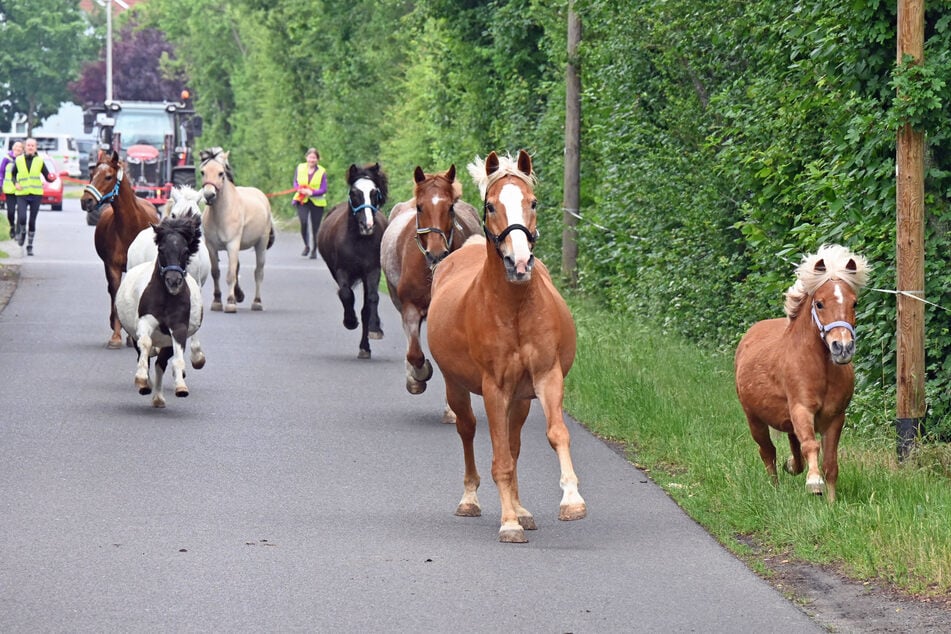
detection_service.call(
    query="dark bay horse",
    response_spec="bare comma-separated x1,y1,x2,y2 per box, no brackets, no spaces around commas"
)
115,215,204,408
735,244,870,502
381,165,480,402
427,150,585,543
81,151,161,349
316,162,389,359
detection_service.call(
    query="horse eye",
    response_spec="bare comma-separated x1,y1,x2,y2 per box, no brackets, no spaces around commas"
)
485,202,496,214
815,301,824,309
853,301,858,309
531,199,537,210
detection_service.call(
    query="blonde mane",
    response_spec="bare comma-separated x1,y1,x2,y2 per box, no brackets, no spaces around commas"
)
466,153,537,200
783,244,870,319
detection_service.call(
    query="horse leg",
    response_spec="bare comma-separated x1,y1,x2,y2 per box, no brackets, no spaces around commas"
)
133,317,158,395
790,403,824,495
747,416,778,484
784,433,805,476
507,398,536,531
224,244,240,313
483,385,527,543
401,304,432,394
188,332,206,370
365,268,384,339
152,346,172,408
535,370,586,522
208,247,223,311
251,243,266,311
336,274,358,330
105,263,124,349
170,326,190,398
448,381,481,519
234,259,245,304
821,416,845,503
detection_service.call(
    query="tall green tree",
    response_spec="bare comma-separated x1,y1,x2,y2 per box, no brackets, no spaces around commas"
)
0,0,94,133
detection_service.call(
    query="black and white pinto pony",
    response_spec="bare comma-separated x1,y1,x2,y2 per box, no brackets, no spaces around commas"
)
316,163,389,359
116,215,205,408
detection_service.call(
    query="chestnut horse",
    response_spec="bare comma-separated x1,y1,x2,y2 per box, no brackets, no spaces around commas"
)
428,150,586,543
381,164,480,404
81,151,161,349
199,148,274,313
316,162,389,359
735,244,869,502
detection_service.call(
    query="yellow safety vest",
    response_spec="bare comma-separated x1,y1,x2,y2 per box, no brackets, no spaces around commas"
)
294,164,327,207
2,157,15,195
15,154,44,196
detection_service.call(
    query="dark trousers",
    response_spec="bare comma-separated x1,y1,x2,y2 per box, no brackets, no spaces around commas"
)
5,193,16,228
16,194,41,232
297,201,325,247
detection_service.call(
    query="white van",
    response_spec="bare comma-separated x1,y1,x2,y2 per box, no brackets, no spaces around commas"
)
1,133,81,178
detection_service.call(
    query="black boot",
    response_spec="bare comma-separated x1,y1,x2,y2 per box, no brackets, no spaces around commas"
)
16,225,26,246
309,234,318,258
26,231,35,256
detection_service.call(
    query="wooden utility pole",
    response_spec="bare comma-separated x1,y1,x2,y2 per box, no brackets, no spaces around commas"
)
562,2,581,284
895,0,926,459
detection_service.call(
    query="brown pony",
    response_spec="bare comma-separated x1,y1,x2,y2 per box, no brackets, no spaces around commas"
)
81,151,161,349
735,244,869,502
427,150,586,543
380,165,480,404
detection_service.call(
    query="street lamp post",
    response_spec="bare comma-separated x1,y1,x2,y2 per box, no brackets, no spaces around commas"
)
97,0,130,103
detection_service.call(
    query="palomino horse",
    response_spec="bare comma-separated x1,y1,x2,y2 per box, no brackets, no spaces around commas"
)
81,150,161,349
735,244,869,502
316,162,389,359
381,164,480,402
115,215,204,408
199,148,275,313
427,150,586,543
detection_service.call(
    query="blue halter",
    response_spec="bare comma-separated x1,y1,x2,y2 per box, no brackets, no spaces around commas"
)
84,169,122,209
160,264,186,278
350,202,378,215
811,302,855,340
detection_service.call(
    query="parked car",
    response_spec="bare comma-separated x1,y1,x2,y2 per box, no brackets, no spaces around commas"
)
76,138,97,179
0,154,64,211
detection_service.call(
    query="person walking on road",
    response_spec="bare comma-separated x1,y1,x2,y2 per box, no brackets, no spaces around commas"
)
11,138,56,256
292,148,328,258
1,141,24,240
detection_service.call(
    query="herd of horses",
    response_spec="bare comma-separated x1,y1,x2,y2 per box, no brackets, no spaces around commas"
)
77,146,869,541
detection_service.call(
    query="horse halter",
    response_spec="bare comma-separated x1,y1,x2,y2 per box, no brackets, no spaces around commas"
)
415,205,457,268
350,202,378,216
84,168,123,210
482,199,538,259
811,301,856,342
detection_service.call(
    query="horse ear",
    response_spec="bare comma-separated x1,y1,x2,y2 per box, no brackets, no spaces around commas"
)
846,258,857,272
814,258,827,273
111,150,120,164
414,166,425,184
517,149,533,176
485,152,500,176
446,164,456,182
347,164,358,184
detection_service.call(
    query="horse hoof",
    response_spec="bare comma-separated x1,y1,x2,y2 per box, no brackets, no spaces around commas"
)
211,301,223,312
806,477,826,496
191,354,206,370
251,301,263,311
369,330,383,340
135,377,151,394
455,503,481,517
441,407,457,425
224,303,237,314
151,397,166,409
559,502,587,521
784,456,803,475
518,514,537,531
498,526,528,543
235,287,245,303
406,379,427,395
357,349,371,360
410,359,433,382
343,318,358,330
107,339,123,350
175,388,189,398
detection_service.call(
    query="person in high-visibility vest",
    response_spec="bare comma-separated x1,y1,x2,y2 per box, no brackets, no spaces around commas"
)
292,148,328,258
11,138,56,256
0,141,23,240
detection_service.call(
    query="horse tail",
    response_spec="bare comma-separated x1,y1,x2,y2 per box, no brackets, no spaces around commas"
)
267,221,275,250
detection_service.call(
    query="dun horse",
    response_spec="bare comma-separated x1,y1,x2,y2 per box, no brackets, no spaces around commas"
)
81,151,161,349
381,165,480,402
735,244,869,502
316,162,389,359
115,215,204,408
199,148,275,313
427,150,586,543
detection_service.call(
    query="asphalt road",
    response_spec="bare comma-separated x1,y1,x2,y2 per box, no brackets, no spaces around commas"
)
0,197,821,632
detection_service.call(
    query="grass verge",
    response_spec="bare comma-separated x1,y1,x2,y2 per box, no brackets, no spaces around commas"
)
564,294,951,597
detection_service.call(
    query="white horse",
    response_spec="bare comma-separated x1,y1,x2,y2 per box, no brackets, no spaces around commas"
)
198,148,275,313
116,215,205,408
127,184,211,286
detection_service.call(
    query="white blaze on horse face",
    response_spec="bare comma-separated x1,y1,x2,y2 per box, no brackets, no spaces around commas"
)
834,283,844,305
354,178,376,229
431,194,443,207
498,182,532,273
